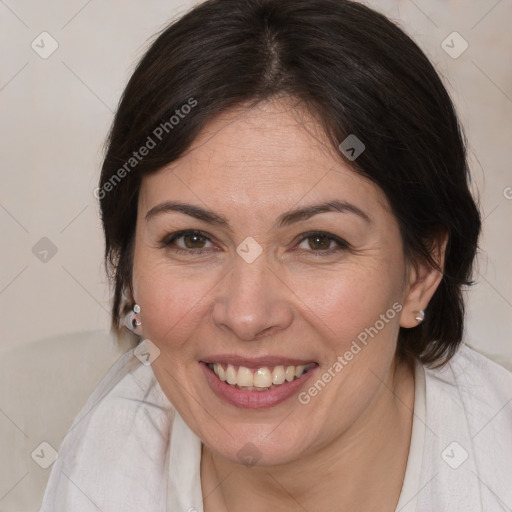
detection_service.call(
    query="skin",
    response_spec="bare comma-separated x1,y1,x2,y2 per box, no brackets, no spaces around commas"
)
131,97,445,511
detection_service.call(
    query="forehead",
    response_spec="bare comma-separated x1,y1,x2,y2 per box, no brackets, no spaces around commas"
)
139,99,389,216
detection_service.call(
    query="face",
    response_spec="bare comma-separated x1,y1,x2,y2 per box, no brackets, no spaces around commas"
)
132,98,416,466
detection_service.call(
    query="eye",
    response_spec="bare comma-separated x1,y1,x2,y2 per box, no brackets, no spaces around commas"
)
160,230,216,255
160,229,350,257
295,231,350,256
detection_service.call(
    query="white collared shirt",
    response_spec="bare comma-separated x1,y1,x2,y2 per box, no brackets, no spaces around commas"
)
38,341,512,511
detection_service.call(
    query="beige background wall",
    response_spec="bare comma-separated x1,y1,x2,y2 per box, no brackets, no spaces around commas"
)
0,0,511,359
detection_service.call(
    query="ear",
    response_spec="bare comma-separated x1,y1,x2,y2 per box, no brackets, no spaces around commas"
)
400,233,448,328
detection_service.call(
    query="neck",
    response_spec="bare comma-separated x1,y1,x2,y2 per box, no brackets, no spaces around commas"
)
201,355,416,512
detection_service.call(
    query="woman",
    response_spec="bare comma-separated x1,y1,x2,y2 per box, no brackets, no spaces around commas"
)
39,0,512,510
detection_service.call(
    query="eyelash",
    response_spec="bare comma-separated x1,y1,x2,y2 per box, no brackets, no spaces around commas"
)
160,230,350,257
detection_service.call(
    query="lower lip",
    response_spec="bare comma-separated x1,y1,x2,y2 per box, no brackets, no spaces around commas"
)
200,362,318,409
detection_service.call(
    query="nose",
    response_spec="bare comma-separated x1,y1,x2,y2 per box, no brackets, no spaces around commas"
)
211,254,294,341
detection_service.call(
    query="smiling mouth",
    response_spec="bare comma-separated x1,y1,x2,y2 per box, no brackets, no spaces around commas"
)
206,362,317,391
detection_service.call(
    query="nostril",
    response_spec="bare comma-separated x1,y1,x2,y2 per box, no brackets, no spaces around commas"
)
256,326,279,339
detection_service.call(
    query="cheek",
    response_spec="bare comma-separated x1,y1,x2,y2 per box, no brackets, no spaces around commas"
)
133,258,220,349
285,265,404,443
287,261,404,354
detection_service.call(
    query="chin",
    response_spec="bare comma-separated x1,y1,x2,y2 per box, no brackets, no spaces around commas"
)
199,419,316,468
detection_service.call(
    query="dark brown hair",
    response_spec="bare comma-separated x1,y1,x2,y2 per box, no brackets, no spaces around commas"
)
99,0,481,366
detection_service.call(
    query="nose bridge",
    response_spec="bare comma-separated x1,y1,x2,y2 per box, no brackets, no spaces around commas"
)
211,251,293,341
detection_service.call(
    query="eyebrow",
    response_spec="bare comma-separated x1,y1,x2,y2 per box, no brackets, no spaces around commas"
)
145,199,371,228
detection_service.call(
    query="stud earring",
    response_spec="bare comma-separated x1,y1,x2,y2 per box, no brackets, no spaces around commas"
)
414,310,425,323
124,304,142,332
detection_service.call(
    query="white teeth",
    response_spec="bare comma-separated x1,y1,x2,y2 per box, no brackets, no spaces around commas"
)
272,365,286,385
253,367,272,388
237,366,253,387
295,365,305,378
214,363,226,381
211,362,314,389
225,364,237,385
285,366,295,382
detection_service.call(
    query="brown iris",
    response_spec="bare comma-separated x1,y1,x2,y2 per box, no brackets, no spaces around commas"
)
307,234,331,251
183,233,207,248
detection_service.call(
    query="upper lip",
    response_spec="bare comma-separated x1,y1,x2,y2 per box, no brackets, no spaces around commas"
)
201,354,317,369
